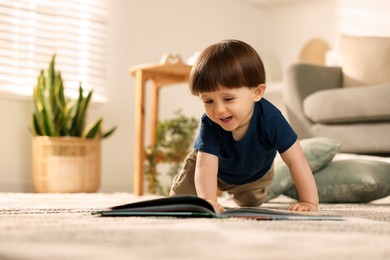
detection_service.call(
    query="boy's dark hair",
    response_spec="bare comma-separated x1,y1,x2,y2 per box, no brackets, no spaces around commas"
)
189,39,266,96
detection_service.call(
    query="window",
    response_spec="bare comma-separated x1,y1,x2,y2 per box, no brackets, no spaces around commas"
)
0,0,108,102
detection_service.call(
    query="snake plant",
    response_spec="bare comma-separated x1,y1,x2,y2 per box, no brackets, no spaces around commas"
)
32,54,116,139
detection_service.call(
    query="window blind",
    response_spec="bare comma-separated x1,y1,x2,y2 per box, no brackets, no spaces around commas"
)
0,0,108,102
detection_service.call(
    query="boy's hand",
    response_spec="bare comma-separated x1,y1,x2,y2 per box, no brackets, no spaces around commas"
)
206,200,225,214
288,201,318,211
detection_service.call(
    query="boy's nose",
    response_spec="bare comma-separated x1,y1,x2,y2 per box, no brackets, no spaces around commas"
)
214,103,226,114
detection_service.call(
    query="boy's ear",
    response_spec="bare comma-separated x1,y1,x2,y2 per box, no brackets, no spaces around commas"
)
253,84,266,101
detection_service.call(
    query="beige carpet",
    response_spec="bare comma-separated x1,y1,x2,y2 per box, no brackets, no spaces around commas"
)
0,193,390,260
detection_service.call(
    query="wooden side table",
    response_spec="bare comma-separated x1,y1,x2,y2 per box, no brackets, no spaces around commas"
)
129,62,192,195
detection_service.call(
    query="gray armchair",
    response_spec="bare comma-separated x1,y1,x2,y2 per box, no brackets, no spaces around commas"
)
284,63,390,154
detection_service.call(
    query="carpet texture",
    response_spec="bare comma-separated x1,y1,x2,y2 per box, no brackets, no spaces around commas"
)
0,193,389,260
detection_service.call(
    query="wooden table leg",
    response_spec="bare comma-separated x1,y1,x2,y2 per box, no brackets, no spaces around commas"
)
134,70,146,195
149,82,160,146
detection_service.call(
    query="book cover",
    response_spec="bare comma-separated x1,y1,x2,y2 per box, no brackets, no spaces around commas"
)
93,195,344,221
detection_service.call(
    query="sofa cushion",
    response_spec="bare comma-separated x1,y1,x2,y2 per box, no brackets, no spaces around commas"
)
340,35,390,87
283,159,390,203
267,137,341,200
303,84,390,124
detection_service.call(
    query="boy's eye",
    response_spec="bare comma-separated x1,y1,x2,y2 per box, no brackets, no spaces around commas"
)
203,99,213,104
224,97,234,102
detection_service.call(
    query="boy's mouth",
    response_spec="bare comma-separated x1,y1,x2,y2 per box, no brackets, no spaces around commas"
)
220,116,233,123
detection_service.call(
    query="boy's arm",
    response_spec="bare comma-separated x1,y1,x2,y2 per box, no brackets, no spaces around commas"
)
280,140,319,211
194,151,224,213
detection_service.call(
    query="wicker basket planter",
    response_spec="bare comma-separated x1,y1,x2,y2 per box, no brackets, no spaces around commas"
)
32,136,101,193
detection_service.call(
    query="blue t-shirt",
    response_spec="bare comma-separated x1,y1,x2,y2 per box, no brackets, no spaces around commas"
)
193,98,297,185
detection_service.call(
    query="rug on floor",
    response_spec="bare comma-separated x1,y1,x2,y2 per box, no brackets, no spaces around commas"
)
0,193,389,260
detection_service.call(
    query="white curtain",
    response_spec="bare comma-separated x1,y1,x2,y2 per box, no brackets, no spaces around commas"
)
0,0,108,102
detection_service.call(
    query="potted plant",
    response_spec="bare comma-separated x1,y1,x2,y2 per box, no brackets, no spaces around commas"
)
144,110,198,195
31,54,116,193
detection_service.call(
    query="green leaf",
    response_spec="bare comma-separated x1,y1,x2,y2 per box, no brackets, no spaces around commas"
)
48,58,57,113
63,100,78,136
41,108,54,136
78,87,93,136
54,72,66,110
82,118,103,138
38,71,56,135
53,79,64,134
32,114,42,136
102,126,117,138
47,54,56,92
32,77,46,135
70,86,84,136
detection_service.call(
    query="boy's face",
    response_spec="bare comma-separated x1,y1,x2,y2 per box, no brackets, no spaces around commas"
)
199,85,265,139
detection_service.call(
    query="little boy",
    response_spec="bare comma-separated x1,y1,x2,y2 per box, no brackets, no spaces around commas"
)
170,39,318,213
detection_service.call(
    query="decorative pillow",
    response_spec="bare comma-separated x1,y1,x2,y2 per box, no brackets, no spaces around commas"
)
339,35,390,87
303,84,390,123
283,159,390,203
267,137,341,200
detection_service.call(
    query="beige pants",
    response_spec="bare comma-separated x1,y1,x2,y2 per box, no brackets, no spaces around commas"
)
170,150,274,207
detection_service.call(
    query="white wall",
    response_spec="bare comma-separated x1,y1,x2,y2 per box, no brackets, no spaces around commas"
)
261,0,390,78
337,0,390,37
262,0,338,76
1,0,389,193
0,97,34,191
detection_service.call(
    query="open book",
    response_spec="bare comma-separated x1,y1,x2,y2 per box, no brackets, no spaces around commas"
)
93,195,344,220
